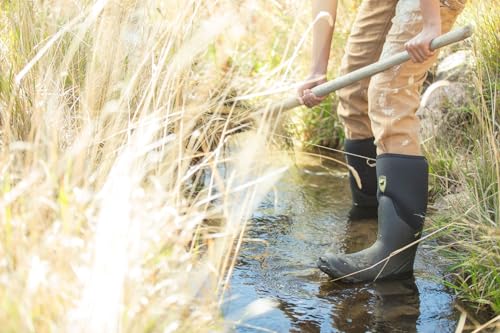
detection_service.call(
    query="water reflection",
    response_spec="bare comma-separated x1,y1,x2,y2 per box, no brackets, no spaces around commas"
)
319,216,421,333
223,152,458,333
319,277,420,333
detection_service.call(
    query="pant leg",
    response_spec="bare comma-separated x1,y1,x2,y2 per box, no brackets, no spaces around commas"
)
368,0,466,156
337,0,398,140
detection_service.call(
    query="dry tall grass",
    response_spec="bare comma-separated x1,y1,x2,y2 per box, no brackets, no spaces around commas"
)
2,0,497,332
0,1,322,331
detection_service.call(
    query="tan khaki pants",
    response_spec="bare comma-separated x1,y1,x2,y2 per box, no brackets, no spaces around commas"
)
337,0,466,155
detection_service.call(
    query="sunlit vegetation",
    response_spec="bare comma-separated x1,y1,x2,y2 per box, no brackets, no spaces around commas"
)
0,0,498,332
424,0,499,323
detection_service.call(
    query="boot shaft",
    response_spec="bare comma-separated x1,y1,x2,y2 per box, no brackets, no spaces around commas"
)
345,138,377,197
376,154,429,230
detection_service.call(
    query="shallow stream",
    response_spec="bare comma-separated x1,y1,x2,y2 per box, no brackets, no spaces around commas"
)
223,151,458,333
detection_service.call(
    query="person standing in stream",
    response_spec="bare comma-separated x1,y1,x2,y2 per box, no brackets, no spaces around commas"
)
297,0,466,282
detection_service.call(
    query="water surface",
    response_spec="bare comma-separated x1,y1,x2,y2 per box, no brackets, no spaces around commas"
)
223,151,458,333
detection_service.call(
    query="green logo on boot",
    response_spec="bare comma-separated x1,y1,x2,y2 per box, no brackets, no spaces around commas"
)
379,176,387,192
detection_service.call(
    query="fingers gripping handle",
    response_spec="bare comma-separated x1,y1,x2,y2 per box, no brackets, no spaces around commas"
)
268,25,473,114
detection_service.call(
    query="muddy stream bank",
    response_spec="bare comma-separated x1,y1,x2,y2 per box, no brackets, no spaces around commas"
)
222,150,459,333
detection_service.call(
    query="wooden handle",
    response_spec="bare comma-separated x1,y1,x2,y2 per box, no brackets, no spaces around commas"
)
266,25,473,114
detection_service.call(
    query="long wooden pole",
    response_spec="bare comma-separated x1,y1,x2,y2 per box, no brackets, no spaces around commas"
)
266,25,473,114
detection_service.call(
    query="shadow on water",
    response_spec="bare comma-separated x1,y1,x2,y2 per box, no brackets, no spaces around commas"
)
223,151,458,333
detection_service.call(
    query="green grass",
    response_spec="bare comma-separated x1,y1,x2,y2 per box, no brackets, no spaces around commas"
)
425,0,499,320
287,95,345,149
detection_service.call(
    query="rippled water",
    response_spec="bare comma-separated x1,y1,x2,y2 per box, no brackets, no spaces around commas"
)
223,151,458,333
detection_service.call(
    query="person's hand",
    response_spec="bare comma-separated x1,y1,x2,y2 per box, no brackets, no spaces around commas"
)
404,24,441,63
297,73,327,108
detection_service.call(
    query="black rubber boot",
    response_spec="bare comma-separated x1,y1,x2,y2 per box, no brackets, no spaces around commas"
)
345,138,378,220
318,154,428,282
